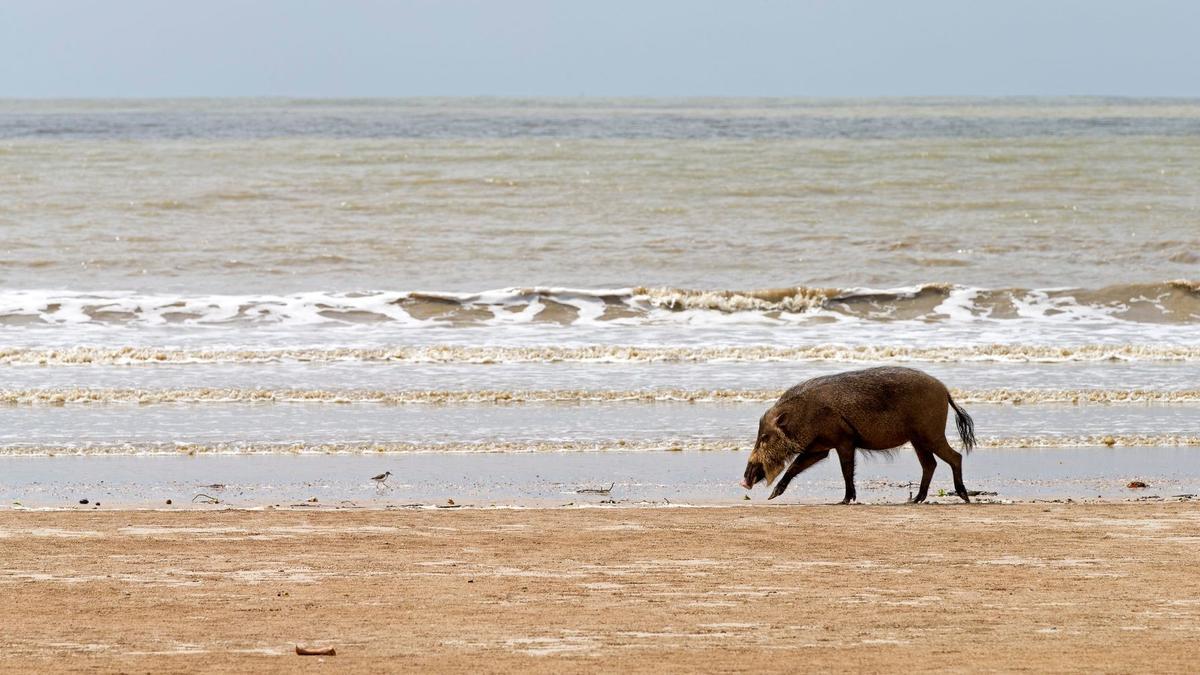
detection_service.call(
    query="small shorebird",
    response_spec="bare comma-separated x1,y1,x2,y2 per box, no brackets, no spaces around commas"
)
371,471,392,484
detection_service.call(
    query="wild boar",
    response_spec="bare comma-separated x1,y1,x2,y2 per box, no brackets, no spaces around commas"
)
740,366,976,503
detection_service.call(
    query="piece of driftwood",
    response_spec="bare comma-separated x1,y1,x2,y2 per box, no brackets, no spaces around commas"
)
295,645,336,656
576,482,615,495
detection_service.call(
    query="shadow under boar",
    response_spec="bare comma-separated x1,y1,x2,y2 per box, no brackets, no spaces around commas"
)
741,366,976,503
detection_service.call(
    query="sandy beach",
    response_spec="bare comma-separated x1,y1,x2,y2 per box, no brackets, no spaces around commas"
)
3,503,1198,673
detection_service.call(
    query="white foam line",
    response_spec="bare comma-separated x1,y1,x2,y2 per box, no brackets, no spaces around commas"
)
2,434,1199,457
2,386,1200,405
5,343,1200,365
0,281,1193,328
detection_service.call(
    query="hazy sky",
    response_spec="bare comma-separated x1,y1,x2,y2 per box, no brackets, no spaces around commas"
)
2,0,1198,98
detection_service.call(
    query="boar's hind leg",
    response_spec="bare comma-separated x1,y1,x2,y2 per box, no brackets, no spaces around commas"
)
910,443,938,503
767,449,830,501
836,444,857,504
929,438,971,503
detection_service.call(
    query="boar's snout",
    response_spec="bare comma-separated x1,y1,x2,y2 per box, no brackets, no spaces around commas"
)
741,459,766,490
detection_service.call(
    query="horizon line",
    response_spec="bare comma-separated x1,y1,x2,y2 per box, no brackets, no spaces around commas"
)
4,94,1200,102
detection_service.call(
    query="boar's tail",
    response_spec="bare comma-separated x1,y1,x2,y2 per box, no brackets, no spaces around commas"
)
948,395,976,453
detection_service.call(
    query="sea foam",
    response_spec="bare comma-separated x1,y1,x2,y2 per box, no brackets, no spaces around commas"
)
0,281,1194,329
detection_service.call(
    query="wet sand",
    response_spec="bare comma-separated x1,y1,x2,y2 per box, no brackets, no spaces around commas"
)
2,504,1199,673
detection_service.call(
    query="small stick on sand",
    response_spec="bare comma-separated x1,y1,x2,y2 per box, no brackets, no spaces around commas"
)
192,494,220,504
295,645,336,656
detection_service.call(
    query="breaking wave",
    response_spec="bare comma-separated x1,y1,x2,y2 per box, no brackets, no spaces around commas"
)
3,434,1198,456
5,387,1200,405
6,344,1200,365
0,280,1196,327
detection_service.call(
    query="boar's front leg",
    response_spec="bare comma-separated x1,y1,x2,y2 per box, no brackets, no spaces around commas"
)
768,447,830,500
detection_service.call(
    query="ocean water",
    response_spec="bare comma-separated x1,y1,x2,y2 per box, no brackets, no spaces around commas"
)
1,97,1197,506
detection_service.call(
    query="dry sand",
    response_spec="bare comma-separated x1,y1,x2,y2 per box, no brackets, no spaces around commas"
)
1,503,1198,673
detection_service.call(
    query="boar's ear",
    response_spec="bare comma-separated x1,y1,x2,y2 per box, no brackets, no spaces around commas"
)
765,412,786,439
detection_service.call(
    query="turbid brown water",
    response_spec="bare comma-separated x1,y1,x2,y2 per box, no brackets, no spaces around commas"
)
2,504,1198,673
4,99,1199,293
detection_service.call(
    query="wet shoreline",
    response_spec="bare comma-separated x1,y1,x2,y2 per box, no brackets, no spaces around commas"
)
4,446,1197,509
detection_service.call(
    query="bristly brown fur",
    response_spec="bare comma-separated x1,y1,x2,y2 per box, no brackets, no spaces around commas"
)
756,437,793,485
766,417,806,475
